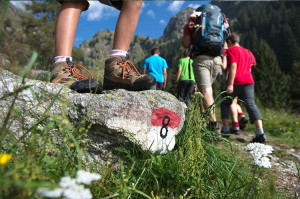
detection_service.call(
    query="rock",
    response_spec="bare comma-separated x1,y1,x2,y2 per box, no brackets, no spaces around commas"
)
0,68,186,164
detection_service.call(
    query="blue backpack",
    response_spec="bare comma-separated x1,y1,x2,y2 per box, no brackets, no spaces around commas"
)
193,4,230,56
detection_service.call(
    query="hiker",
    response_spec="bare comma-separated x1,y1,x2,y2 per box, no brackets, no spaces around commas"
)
175,50,195,106
220,32,268,143
182,4,226,131
143,47,168,90
222,43,248,134
50,0,155,93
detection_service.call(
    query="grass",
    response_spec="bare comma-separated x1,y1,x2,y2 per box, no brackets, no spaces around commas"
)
0,74,291,198
241,107,300,148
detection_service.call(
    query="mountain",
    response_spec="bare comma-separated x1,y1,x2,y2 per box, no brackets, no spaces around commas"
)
78,7,194,73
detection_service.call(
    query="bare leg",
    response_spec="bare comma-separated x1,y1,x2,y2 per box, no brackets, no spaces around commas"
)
236,104,243,114
113,1,143,51
230,98,239,123
254,119,263,129
201,87,216,121
55,1,86,56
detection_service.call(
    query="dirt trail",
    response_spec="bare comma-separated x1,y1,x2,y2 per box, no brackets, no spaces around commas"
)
229,133,300,197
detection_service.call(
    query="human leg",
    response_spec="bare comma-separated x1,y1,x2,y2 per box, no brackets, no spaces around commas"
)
177,81,186,102
193,55,219,122
239,84,268,142
156,82,164,90
55,1,87,57
113,1,142,51
103,1,155,91
51,1,102,93
221,96,234,137
185,81,195,106
230,98,240,135
201,87,216,122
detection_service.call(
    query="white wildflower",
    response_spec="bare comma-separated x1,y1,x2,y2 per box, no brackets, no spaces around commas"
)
246,143,273,168
59,176,77,188
63,184,93,199
76,170,101,185
36,188,63,198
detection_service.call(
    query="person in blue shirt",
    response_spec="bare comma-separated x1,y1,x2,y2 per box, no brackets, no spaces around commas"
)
143,47,168,90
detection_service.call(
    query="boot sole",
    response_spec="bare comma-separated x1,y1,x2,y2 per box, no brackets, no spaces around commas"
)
103,77,155,91
70,79,103,94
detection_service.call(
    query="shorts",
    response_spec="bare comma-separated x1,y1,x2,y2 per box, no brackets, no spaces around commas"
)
192,55,221,90
57,0,123,11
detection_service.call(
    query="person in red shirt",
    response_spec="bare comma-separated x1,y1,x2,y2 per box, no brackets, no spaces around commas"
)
220,32,268,143
222,46,249,135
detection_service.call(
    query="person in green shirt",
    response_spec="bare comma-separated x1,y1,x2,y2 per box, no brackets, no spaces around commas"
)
175,50,196,106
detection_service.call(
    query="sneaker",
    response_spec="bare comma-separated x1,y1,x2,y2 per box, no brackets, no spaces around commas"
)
230,126,240,135
239,116,248,130
50,59,102,94
103,56,156,91
252,134,268,143
221,129,230,138
207,121,219,131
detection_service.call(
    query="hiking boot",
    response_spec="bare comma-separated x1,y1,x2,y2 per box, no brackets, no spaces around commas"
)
221,128,230,138
239,116,248,130
252,134,268,143
207,121,219,131
50,59,102,94
230,126,240,135
103,56,156,91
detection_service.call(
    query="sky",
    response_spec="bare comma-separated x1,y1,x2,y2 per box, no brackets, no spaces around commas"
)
11,1,210,47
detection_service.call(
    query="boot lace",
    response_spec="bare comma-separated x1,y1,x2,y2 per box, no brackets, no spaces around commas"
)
119,60,141,79
65,58,93,79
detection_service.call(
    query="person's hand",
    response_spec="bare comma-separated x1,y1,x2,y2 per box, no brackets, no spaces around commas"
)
226,85,234,94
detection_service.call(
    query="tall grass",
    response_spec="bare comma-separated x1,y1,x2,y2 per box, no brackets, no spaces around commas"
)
1,70,286,198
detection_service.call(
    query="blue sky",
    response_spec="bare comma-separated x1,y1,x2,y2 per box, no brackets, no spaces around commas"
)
11,1,210,46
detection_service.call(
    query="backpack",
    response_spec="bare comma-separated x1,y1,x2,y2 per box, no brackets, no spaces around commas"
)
192,4,231,56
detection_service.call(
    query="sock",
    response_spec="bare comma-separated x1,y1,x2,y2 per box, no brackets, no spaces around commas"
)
222,126,229,132
110,49,128,57
232,122,239,127
54,56,72,63
238,113,245,120
256,128,264,136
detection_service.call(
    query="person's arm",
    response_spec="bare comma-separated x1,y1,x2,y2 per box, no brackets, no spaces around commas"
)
222,55,227,71
227,62,237,94
175,67,182,89
143,68,147,74
176,68,182,83
163,68,167,90
182,24,193,48
182,35,192,48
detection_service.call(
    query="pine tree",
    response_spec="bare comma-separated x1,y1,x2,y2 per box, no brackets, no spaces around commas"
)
254,39,290,109
290,61,300,113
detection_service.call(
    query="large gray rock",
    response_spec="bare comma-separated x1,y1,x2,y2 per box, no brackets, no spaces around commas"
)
0,68,186,163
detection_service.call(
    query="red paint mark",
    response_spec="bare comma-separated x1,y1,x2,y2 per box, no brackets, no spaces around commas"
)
151,108,181,128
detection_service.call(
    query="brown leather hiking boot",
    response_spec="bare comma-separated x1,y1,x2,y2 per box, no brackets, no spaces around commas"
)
50,59,102,94
103,56,156,91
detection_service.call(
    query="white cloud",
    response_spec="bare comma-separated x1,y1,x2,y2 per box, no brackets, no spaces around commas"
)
85,1,119,21
147,10,155,19
10,1,31,10
168,1,185,13
155,1,166,7
188,3,201,9
159,19,166,25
